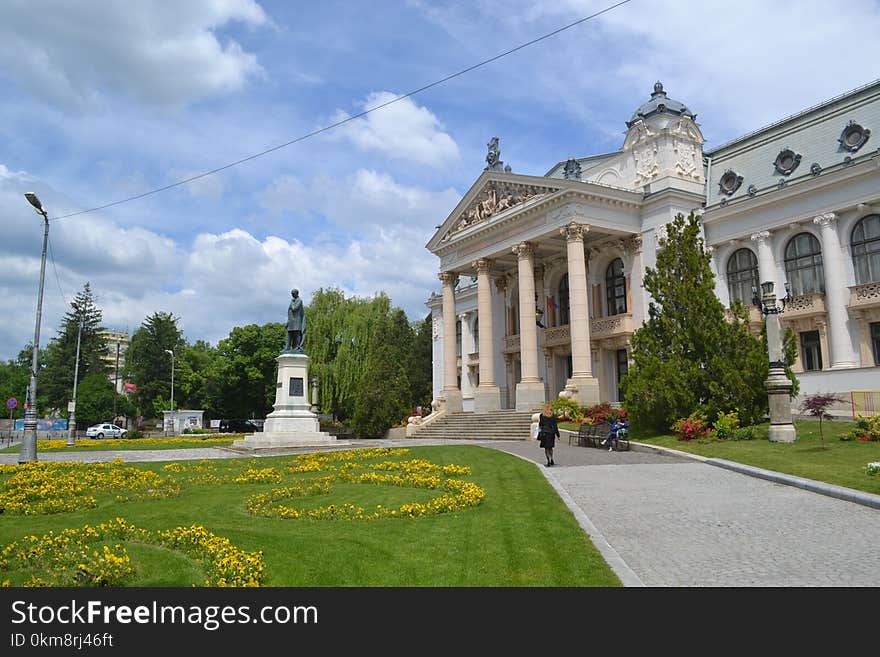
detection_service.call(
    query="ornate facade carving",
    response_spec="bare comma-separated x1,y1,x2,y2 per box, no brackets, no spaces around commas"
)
512,241,534,260
563,158,582,180
634,142,659,183
444,180,554,239
438,271,459,287
432,316,441,341
622,235,642,256
813,212,838,227
673,138,699,178
560,222,589,242
750,231,771,244
493,276,507,293
473,258,493,275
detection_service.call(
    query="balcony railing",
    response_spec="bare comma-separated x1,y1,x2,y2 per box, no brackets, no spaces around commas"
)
590,313,633,339
782,292,826,319
544,325,571,348
849,281,880,310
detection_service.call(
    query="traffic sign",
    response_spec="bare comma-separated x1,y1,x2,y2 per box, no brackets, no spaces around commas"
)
6,398,17,410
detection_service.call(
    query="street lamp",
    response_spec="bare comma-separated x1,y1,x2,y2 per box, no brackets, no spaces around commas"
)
67,318,84,446
756,281,797,443
165,349,174,435
19,192,49,463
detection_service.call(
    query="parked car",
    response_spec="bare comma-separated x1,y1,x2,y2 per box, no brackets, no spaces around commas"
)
218,419,262,433
86,423,127,439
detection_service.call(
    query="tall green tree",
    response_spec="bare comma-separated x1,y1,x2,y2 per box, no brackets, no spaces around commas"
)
407,314,433,410
127,312,185,416
351,344,412,438
176,339,221,417
622,212,769,429
0,359,29,425
215,323,285,419
38,283,108,414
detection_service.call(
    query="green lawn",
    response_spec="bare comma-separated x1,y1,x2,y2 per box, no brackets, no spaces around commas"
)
0,445,621,587
561,419,880,497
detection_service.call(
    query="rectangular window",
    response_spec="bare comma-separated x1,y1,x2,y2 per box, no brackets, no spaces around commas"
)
616,349,629,402
871,322,880,366
800,331,822,371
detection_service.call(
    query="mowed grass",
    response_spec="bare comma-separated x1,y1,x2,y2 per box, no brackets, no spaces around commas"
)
626,420,880,496
0,445,620,587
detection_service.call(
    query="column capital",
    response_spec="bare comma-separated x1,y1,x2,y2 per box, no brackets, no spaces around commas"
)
493,276,507,292
750,230,771,244
438,271,459,286
512,241,534,259
472,258,494,275
560,222,589,242
813,212,838,227
622,235,642,255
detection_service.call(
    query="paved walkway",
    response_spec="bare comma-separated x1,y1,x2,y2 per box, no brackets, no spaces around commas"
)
3,438,879,587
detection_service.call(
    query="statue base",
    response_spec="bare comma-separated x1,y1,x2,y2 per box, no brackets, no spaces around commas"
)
231,352,343,451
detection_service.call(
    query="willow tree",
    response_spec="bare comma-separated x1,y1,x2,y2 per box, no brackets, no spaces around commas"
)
622,212,769,429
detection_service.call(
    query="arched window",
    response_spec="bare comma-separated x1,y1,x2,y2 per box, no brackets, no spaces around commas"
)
785,233,824,296
557,274,570,326
726,248,759,305
455,319,462,357
605,258,627,315
852,214,880,285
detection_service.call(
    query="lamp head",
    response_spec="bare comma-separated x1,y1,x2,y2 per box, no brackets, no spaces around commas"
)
164,349,173,356
760,281,774,296
24,192,47,215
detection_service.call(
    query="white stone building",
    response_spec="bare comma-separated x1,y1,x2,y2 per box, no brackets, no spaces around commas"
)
424,80,880,416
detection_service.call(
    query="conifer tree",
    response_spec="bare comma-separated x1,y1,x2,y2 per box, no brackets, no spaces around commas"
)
39,282,108,414
127,311,185,414
622,212,769,429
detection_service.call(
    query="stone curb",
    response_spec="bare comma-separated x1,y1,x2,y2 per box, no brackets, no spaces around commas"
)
630,441,880,511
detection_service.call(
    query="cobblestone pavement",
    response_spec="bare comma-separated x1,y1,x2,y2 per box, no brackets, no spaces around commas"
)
3,438,879,587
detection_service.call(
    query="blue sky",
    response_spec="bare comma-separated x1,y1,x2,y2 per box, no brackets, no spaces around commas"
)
2,0,879,361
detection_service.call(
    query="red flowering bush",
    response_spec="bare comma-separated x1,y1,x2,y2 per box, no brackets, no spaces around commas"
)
671,412,713,441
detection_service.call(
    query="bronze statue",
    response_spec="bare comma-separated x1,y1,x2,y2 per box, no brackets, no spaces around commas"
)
284,288,306,353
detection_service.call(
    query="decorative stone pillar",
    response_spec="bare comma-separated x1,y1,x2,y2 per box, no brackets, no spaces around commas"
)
512,242,545,410
750,231,777,293
439,271,462,412
813,213,858,368
473,258,501,412
763,287,797,443
560,223,600,405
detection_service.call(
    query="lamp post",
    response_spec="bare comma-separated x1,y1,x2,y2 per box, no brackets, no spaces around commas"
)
67,318,84,446
164,349,174,435
19,192,49,463
755,281,797,443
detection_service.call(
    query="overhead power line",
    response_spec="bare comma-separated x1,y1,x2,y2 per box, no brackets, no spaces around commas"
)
51,0,634,222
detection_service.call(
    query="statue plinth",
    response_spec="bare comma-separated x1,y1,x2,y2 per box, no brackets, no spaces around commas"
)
231,353,345,450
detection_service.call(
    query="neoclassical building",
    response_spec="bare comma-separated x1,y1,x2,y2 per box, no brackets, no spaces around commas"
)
424,80,880,415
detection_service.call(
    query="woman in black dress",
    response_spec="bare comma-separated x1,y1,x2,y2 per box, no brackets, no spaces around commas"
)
537,403,560,467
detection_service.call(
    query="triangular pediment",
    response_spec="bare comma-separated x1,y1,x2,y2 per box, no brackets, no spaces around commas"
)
429,173,562,249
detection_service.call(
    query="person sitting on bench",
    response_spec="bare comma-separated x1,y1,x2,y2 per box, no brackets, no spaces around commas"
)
601,418,630,451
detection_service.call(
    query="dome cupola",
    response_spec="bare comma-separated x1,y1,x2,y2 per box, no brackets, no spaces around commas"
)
626,81,694,128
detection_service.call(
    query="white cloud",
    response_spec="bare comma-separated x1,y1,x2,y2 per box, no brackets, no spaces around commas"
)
0,0,268,109
331,92,460,166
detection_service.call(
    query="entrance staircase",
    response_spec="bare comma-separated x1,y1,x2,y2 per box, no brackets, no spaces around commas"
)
410,410,534,441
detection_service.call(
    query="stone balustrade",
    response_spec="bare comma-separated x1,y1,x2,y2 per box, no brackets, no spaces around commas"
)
590,313,633,339
849,282,880,310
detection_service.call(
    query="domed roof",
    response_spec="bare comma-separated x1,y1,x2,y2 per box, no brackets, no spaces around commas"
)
626,81,694,127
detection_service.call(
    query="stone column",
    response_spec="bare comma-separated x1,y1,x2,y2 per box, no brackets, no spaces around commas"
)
473,258,501,412
813,213,858,368
560,223,600,405
512,242,545,410
750,231,777,293
459,313,474,403
439,271,462,412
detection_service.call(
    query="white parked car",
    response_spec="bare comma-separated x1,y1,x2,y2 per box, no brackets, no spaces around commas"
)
85,423,127,439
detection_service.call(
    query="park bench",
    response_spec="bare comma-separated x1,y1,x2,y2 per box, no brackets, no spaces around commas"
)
572,420,610,447
572,420,630,451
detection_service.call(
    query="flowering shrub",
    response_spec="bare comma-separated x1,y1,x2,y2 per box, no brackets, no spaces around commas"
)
847,415,880,442
712,410,740,440
550,398,584,423
671,411,713,441
866,462,880,476
0,518,264,587
0,461,179,515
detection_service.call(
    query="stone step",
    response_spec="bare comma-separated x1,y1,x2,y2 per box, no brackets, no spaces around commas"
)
410,411,534,441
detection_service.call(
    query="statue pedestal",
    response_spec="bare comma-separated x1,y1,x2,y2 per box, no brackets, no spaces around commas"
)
231,353,344,450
